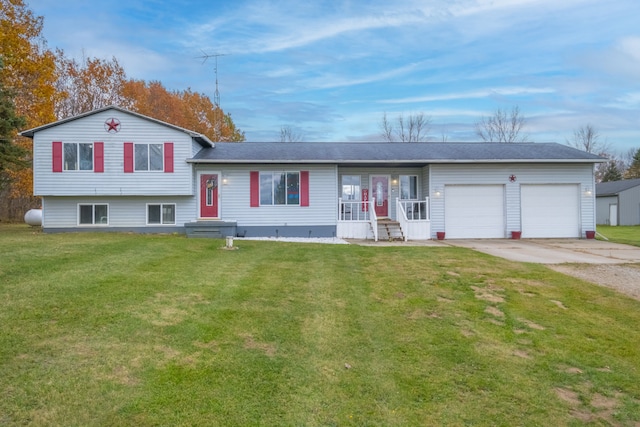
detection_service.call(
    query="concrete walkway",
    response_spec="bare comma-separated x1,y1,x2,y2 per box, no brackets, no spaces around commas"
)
442,239,640,264
348,238,640,264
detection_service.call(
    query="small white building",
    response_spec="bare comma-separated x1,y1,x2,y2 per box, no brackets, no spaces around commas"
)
21,106,605,240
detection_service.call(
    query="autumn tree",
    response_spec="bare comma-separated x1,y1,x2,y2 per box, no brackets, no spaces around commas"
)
475,106,528,143
1,0,57,219
121,80,244,142
380,112,431,142
54,50,127,118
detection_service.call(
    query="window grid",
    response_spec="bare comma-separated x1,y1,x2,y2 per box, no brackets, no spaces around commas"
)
135,143,164,171
147,204,176,225
78,204,108,225
259,172,300,206
64,143,93,171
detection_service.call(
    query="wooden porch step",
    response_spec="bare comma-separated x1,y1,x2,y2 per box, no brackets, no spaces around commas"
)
376,219,405,241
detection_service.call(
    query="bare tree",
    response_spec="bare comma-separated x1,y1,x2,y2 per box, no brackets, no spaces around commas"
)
475,106,528,143
380,112,431,142
279,125,303,142
566,124,609,154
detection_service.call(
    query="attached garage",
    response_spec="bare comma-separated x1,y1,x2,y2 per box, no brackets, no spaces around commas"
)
445,185,505,238
521,184,580,238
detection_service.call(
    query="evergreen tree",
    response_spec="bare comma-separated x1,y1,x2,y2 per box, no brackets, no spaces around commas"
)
0,58,27,176
601,160,623,182
624,148,640,179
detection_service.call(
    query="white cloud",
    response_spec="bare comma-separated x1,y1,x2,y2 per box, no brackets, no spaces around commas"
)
380,87,555,104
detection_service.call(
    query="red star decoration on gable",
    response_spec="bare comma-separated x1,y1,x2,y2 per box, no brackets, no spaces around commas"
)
509,174,517,183
104,118,121,133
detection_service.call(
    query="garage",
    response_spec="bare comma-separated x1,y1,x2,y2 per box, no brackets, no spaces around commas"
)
521,184,580,238
444,185,505,238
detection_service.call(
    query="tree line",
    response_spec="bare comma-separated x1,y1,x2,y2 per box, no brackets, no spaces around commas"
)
0,0,244,220
378,107,640,182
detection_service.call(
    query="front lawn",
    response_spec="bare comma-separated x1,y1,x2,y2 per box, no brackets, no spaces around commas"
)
1,225,640,425
597,225,640,247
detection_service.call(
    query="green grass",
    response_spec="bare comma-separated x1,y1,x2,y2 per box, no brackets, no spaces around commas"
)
2,224,640,426
597,225,640,247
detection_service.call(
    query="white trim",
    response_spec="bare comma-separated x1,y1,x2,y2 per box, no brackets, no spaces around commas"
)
399,174,419,200
63,142,94,172
146,203,177,226
77,203,109,226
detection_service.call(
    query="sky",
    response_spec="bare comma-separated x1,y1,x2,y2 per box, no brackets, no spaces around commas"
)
26,0,640,153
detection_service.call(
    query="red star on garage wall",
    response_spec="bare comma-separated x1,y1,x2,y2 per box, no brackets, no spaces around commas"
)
104,118,121,133
509,174,517,183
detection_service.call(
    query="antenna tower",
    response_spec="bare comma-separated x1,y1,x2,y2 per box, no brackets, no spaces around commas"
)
198,51,229,139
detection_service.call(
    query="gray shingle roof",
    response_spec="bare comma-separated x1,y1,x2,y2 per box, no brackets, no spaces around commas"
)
189,142,605,164
20,105,214,147
596,178,640,196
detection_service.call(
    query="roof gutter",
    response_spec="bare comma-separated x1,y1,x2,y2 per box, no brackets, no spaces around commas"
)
187,158,606,164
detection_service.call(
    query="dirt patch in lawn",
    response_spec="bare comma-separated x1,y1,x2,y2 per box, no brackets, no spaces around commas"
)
549,264,640,301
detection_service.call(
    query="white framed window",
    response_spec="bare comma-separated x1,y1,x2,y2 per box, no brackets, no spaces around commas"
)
341,175,361,201
400,175,418,200
259,172,300,205
78,204,108,225
135,143,163,171
147,204,176,225
64,143,93,171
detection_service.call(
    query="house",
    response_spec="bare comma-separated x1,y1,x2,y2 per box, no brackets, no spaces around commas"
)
596,178,640,226
20,106,605,240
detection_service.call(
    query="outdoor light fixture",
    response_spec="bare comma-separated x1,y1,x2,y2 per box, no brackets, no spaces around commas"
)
434,187,443,197
222,176,229,185
585,187,592,196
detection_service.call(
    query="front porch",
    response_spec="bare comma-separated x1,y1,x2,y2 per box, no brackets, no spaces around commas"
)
337,197,431,241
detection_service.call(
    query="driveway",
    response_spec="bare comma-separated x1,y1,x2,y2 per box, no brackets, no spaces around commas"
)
443,239,640,264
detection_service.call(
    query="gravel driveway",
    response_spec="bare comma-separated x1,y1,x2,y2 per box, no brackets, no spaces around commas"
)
549,264,640,301
443,239,640,301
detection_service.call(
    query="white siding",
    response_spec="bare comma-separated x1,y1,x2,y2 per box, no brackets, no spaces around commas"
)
33,109,196,196
195,164,338,227
430,163,596,238
42,196,195,228
338,167,424,220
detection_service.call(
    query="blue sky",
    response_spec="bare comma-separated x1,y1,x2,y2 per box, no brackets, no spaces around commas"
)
27,0,640,152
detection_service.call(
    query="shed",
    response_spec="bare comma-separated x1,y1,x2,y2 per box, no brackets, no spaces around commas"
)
596,178,640,225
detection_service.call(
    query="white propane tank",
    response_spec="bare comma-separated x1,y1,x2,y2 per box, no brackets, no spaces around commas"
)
24,209,42,226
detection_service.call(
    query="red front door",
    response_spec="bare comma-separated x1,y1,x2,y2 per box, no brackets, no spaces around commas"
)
200,173,219,218
371,176,389,217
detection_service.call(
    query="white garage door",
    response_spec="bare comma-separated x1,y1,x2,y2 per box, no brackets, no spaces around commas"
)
521,184,580,238
445,185,505,238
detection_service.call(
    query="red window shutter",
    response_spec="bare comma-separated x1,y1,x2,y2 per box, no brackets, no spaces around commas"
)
94,142,104,172
300,171,309,207
164,142,174,173
52,141,63,172
124,142,134,173
250,171,260,207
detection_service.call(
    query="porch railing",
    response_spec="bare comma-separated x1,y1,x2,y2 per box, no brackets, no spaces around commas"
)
369,197,378,241
338,197,370,221
397,198,430,221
